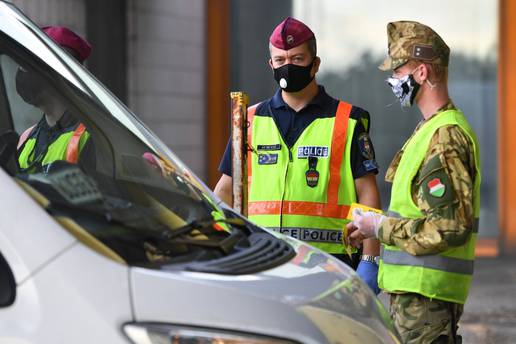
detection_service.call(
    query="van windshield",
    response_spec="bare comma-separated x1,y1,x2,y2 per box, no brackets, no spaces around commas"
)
0,3,256,268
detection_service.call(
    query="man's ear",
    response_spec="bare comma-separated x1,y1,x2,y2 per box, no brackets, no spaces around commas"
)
312,56,321,75
268,58,274,70
415,63,428,84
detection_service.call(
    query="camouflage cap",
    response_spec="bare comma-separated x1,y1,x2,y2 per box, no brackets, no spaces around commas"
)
378,21,450,71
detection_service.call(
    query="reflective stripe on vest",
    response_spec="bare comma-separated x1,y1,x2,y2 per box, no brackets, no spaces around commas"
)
247,101,357,254
381,247,474,275
18,123,89,171
269,227,343,243
379,109,481,304
66,123,86,163
248,200,349,218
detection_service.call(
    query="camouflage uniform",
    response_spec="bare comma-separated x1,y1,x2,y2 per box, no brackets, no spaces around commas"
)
389,293,463,344
377,21,476,343
380,101,476,256
379,101,475,343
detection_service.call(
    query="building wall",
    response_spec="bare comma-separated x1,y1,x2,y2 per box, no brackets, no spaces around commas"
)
9,0,86,38
230,1,292,104
127,0,207,179
204,0,291,187
11,0,207,179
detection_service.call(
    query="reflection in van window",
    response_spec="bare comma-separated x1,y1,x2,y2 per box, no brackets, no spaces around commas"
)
15,67,92,174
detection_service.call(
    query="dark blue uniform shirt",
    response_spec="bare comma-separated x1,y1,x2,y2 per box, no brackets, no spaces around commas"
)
219,86,378,178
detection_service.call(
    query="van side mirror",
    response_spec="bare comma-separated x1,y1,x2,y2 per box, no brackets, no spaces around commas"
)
0,252,15,307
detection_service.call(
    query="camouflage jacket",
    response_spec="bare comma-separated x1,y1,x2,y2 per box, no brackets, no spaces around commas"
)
378,101,477,255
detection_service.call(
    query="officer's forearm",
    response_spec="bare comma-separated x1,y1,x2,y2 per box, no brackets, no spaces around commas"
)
214,174,233,206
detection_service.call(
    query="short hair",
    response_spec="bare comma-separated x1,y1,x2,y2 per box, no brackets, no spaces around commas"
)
306,37,317,59
408,59,448,83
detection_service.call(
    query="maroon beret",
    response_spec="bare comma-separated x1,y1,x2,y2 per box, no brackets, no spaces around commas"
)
42,26,92,63
269,17,314,50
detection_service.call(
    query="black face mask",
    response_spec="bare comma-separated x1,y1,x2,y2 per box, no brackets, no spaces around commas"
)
273,60,314,93
15,68,45,106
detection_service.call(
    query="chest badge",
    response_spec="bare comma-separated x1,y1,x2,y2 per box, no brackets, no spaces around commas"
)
297,146,329,159
257,144,281,151
258,153,278,165
305,156,319,187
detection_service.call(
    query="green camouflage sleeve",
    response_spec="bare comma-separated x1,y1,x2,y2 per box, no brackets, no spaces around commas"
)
378,125,476,256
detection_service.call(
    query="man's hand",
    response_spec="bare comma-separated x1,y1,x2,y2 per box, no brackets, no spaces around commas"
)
347,208,385,248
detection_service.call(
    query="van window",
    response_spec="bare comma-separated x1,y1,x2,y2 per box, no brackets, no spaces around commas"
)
0,31,254,269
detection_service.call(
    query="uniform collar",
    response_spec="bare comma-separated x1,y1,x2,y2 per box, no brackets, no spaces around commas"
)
270,85,332,111
436,100,456,113
37,110,77,132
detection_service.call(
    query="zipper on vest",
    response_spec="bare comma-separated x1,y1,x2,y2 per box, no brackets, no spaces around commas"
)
280,147,293,228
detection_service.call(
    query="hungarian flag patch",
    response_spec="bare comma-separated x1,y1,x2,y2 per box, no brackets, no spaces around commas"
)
427,178,446,197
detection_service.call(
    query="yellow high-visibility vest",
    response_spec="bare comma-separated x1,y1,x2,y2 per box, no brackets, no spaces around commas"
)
247,101,361,254
18,123,89,173
379,109,481,304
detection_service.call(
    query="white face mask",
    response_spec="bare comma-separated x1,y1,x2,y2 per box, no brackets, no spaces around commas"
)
386,72,421,108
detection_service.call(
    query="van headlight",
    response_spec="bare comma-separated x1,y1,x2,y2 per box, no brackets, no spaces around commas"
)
123,323,297,344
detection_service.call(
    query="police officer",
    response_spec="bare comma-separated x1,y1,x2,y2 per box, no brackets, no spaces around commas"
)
214,17,382,293
17,26,92,173
348,21,480,343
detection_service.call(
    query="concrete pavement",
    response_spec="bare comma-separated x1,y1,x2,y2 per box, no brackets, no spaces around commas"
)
377,257,516,342
460,257,516,343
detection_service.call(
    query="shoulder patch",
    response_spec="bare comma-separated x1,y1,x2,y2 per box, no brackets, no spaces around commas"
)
427,178,446,197
417,155,455,208
358,132,375,160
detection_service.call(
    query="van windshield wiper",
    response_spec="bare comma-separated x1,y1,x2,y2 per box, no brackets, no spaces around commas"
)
162,217,246,240
160,217,247,254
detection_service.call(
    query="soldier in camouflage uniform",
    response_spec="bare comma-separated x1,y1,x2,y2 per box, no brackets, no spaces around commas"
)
347,21,480,344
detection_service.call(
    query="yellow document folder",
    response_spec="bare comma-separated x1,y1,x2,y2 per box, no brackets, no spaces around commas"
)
346,202,383,220
342,203,383,257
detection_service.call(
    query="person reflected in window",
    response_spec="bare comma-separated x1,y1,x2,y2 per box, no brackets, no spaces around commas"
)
16,26,92,174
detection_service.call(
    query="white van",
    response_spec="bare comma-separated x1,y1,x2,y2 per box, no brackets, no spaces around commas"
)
0,2,400,343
